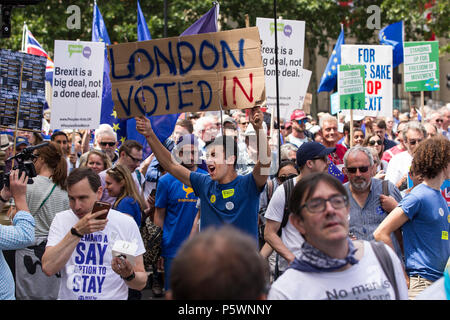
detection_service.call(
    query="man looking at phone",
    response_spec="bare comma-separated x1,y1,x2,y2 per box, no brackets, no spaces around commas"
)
42,168,147,300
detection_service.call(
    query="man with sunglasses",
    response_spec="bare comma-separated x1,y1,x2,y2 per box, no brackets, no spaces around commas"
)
284,109,312,148
343,146,403,258
263,142,334,279
385,121,426,190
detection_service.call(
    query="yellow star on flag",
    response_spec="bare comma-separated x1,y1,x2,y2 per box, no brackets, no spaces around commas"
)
111,110,117,118
120,136,126,144
112,122,120,132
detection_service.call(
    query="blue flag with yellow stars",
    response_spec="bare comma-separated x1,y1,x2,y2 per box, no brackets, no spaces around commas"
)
318,28,345,93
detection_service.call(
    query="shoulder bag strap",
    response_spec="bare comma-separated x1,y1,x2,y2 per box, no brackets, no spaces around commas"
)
370,241,399,300
38,184,57,210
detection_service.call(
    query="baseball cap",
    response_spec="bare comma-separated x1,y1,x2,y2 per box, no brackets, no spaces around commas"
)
15,136,30,148
0,134,12,151
290,109,307,121
296,141,335,168
223,116,237,127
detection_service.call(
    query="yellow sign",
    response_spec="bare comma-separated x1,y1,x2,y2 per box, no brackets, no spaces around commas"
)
442,231,448,241
222,189,235,199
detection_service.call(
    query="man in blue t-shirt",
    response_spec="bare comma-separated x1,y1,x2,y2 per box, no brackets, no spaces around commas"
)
374,137,450,299
136,107,270,243
154,134,207,291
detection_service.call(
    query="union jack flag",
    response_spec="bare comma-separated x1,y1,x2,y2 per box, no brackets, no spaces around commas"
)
23,24,54,83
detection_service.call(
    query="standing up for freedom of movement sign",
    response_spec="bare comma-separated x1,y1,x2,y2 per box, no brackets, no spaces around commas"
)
51,40,105,130
403,41,440,92
256,18,311,120
338,65,365,111
0,49,46,131
107,27,266,119
341,45,393,118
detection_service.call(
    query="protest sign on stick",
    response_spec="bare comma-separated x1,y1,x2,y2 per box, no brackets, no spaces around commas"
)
51,40,105,130
107,27,266,119
338,64,365,148
341,45,393,119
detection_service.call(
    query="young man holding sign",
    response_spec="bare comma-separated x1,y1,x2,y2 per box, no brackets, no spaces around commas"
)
135,107,270,242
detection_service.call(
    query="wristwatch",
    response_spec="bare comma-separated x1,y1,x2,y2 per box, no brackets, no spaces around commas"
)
122,271,136,282
70,227,83,238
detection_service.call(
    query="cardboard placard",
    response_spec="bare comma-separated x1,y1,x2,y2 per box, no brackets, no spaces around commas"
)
107,27,266,119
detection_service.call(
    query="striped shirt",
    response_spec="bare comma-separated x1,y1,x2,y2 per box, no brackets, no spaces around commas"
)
0,211,35,300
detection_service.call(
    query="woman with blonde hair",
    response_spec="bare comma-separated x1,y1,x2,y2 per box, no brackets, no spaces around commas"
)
81,149,112,174
105,164,146,227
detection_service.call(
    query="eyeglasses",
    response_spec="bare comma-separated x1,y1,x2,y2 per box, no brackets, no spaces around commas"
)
346,166,369,174
408,139,423,146
300,194,348,213
368,140,382,146
126,152,142,163
278,174,297,183
99,141,116,147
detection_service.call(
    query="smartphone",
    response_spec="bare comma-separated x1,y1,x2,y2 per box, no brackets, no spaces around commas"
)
92,201,111,220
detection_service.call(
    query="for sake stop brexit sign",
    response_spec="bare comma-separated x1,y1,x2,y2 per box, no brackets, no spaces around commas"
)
107,27,266,119
341,45,393,118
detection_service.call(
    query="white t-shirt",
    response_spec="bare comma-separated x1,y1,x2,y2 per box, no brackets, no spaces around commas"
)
46,209,145,300
268,241,408,300
286,134,309,148
264,178,305,271
385,151,412,185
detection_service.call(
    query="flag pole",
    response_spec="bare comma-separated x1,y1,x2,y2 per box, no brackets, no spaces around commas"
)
21,22,27,52
273,0,281,170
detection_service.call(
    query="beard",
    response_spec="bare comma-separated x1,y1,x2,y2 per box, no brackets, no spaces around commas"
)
350,177,371,192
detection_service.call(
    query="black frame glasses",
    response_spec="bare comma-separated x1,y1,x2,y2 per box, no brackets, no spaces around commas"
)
346,166,369,174
126,151,142,163
408,139,423,145
299,194,348,213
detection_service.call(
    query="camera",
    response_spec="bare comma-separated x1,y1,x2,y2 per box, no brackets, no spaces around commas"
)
0,141,48,190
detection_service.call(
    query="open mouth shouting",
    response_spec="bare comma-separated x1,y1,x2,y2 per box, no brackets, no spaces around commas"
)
208,164,216,176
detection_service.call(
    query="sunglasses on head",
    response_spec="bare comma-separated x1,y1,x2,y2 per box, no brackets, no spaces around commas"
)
99,141,116,147
346,166,369,174
408,139,423,145
369,140,382,146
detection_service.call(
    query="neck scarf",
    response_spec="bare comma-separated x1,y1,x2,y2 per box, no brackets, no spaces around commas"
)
290,238,359,273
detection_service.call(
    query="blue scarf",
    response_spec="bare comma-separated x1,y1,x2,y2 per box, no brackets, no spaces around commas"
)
444,268,450,300
290,238,359,273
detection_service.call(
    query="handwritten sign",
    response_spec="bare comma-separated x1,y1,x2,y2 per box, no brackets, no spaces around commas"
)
403,41,439,92
341,45,393,118
107,27,266,119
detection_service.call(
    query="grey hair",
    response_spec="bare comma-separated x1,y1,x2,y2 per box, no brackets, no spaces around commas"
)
343,146,374,167
280,143,298,160
193,116,216,134
401,121,427,141
319,114,338,128
95,123,117,142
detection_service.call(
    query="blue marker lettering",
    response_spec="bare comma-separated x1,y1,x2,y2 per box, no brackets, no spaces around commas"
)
177,41,196,75
197,80,212,110
154,42,177,76
199,40,219,70
135,85,158,116
116,86,134,116
178,81,194,110
154,82,176,110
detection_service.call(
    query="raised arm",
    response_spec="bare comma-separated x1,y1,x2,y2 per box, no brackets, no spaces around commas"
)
135,116,191,187
249,107,271,190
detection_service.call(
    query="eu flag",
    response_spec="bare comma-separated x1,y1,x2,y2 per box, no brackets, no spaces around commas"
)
317,28,345,93
92,2,127,146
328,162,346,183
379,21,404,68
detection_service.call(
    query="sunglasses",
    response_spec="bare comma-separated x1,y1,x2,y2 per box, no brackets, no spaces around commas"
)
278,174,297,183
346,166,369,174
312,155,328,162
435,119,443,123
369,140,382,146
296,119,308,125
408,139,423,145
99,141,116,147
126,152,142,163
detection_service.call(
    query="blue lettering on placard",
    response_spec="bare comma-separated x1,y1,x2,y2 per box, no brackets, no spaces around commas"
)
135,85,158,115
366,96,383,111
178,81,194,110
154,82,176,110
197,80,212,110
220,39,245,68
199,40,219,70
154,42,177,76
370,65,392,80
177,41,196,75
116,86,134,116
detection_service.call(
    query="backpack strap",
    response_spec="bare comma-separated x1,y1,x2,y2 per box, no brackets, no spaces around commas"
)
370,241,399,300
382,179,389,196
277,178,294,237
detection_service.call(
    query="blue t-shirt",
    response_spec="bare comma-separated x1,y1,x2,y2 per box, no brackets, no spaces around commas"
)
115,196,142,227
399,183,450,281
155,168,207,258
190,171,262,242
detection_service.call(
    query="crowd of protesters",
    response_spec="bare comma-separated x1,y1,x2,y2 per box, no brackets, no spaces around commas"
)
0,101,449,300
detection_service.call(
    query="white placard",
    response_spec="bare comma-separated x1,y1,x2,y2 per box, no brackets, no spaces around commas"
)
51,40,105,130
341,45,393,118
256,18,311,121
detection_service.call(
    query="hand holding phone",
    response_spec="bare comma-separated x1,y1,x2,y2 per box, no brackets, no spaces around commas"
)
92,201,111,220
